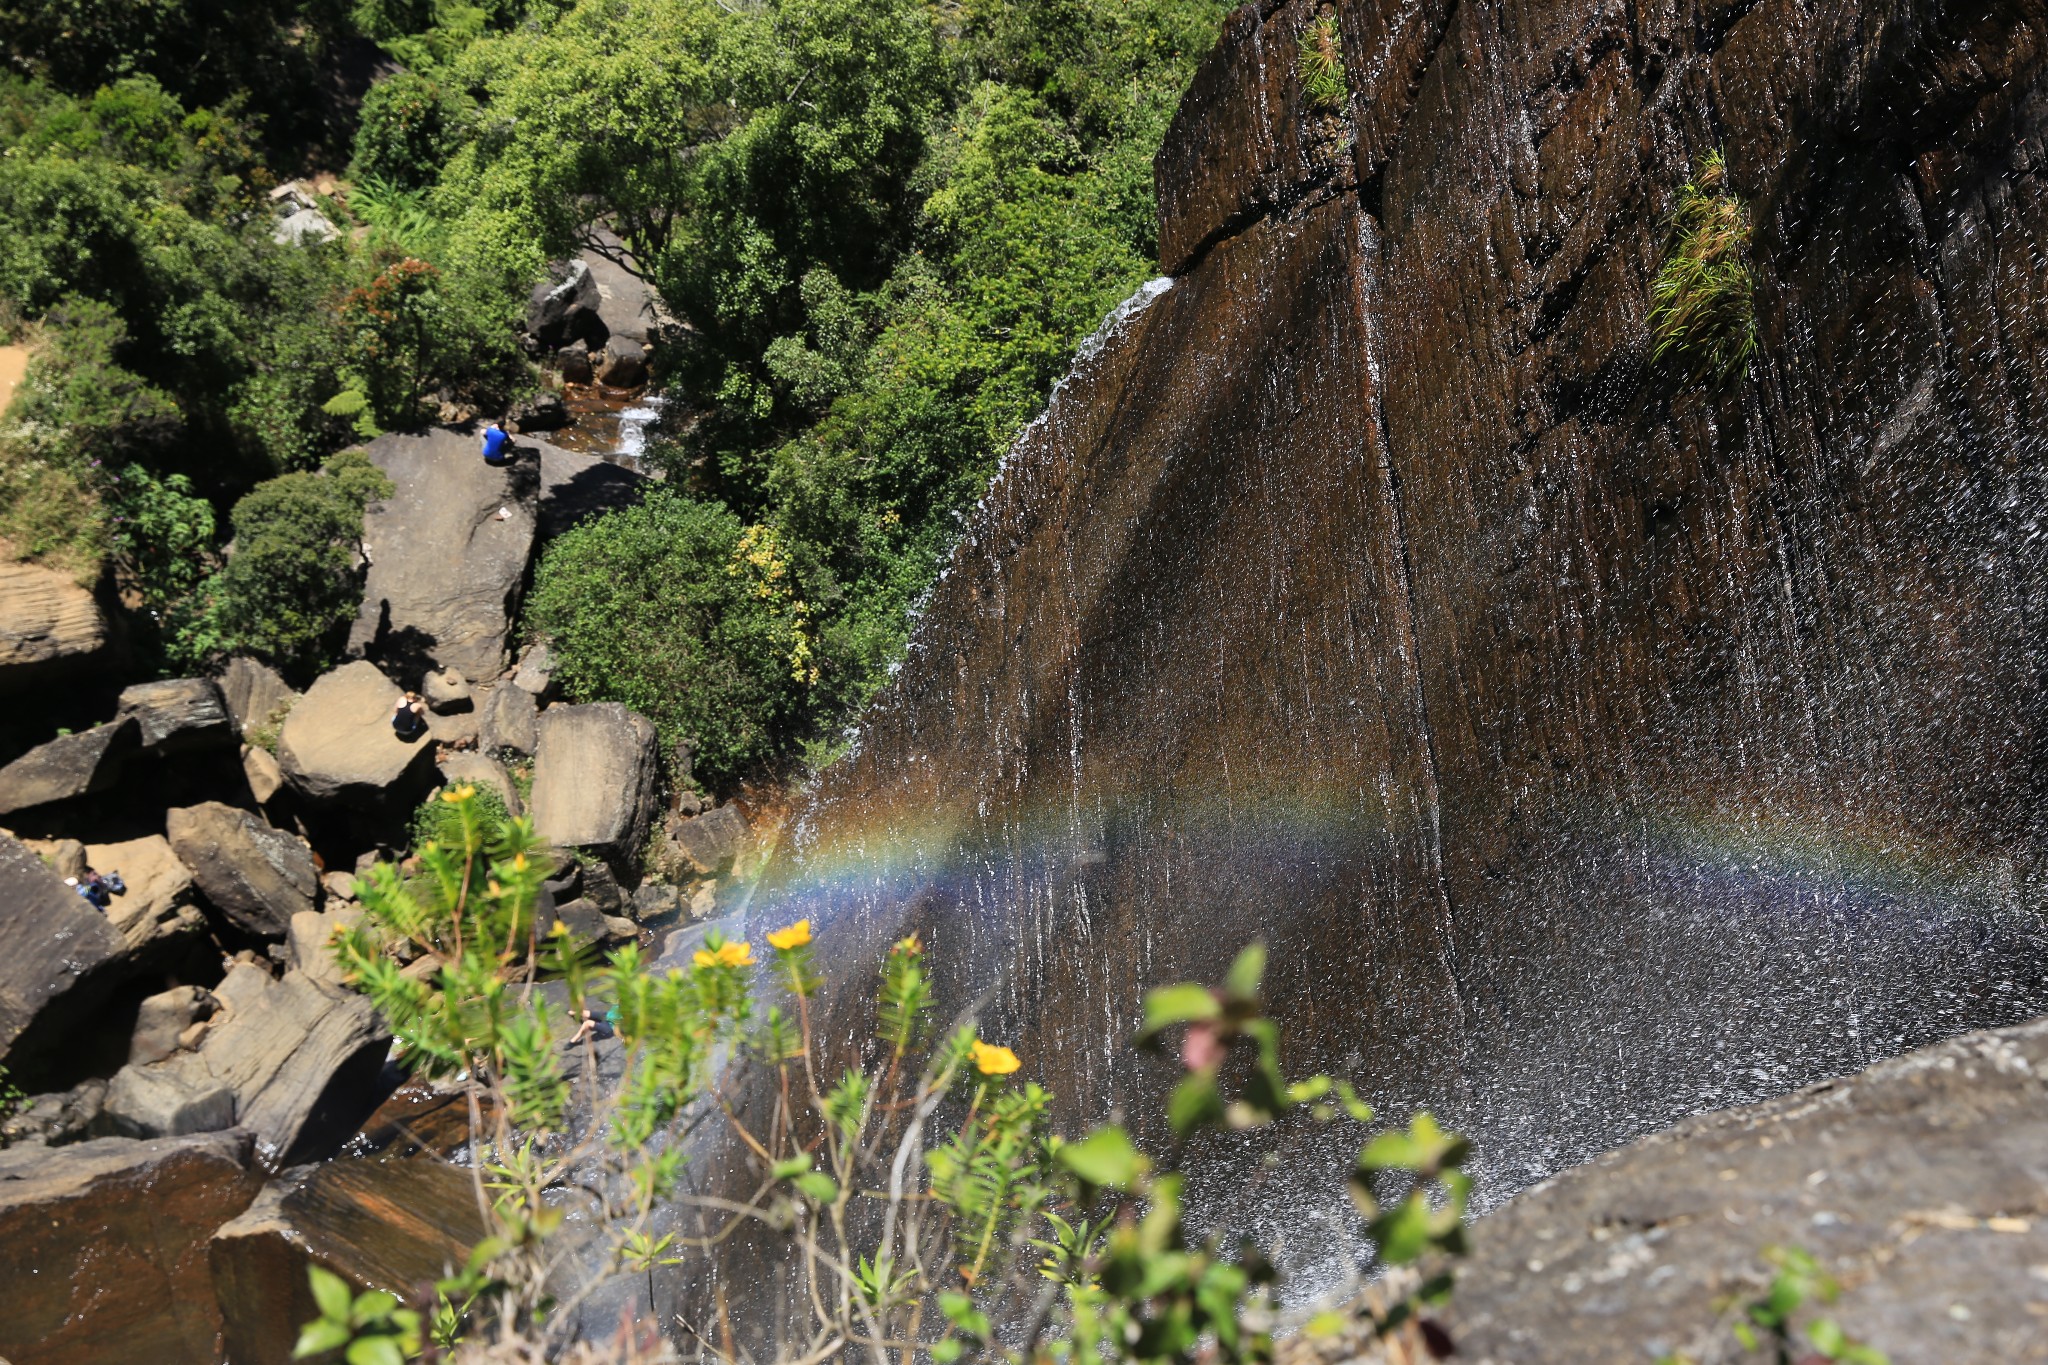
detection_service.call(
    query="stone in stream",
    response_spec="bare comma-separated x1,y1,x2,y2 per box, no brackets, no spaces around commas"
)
595,334,647,387
115,676,232,753
165,802,318,938
346,427,540,683
0,1129,262,1365
507,388,569,432
102,1059,238,1138
127,984,218,1067
0,554,115,695
0,830,129,1084
530,701,658,871
211,1157,490,1365
216,655,296,741
0,715,139,816
275,660,439,805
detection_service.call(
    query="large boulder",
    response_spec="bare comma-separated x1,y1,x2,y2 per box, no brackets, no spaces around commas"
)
275,661,439,804
211,1158,490,1365
579,228,675,344
86,833,208,962
595,334,647,387
530,702,658,869
0,554,113,694
216,656,296,742
1283,1018,2048,1365
102,1060,238,1139
116,677,232,753
0,1130,262,1365
346,429,540,681
0,716,138,817
533,437,650,540
109,965,390,1166
165,803,318,938
524,257,606,350
0,831,128,1085
437,750,522,817
662,803,748,877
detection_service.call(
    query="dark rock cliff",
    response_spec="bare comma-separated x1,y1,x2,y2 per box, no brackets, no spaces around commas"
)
753,0,2048,1271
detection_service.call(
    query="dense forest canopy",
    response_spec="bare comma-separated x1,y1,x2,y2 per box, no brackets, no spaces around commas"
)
0,0,1231,783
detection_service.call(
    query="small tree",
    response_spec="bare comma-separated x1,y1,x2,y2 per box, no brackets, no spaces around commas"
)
341,257,460,430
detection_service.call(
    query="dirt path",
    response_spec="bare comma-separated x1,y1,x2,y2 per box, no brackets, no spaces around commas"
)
0,344,26,416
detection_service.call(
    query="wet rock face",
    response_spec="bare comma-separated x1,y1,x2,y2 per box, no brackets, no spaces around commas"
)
0,1130,262,1365
753,0,2048,1259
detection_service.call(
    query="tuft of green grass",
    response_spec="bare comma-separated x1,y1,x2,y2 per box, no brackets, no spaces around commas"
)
1648,150,1758,385
1298,14,1348,111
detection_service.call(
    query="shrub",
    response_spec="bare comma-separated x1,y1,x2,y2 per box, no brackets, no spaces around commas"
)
1649,150,1758,385
409,779,513,853
523,492,820,789
168,448,393,672
351,71,460,193
321,788,1477,1363
1297,13,1347,110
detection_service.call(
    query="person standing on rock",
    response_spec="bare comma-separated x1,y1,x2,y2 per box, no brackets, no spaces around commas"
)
481,419,513,466
393,691,429,742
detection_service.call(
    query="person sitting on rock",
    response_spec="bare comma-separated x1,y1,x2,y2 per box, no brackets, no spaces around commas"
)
481,420,513,466
567,1007,615,1048
392,692,429,742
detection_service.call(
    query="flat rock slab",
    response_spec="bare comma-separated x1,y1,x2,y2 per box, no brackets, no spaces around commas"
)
0,830,127,1084
530,702,658,868
0,555,111,694
533,437,649,541
86,833,207,962
276,660,439,804
0,1130,262,1365
116,677,231,753
1364,1018,2048,1364
212,1158,490,1364
347,428,538,681
0,716,138,816
166,802,318,938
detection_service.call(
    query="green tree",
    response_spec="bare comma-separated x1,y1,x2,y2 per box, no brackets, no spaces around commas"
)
351,71,461,191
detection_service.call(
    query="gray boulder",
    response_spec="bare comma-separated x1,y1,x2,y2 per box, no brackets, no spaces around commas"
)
218,656,297,741
0,716,138,816
507,389,568,433
20,834,86,880
347,429,539,681
595,334,647,387
242,743,284,804
102,1061,237,1139
478,682,538,756
276,661,439,804
0,1130,261,1365
557,339,594,384
0,1077,105,1148
285,908,359,987
87,834,208,962
116,677,231,753
530,702,658,868
273,206,339,245
165,803,318,938
512,640,556,697
0,831,128,1082
437,751,522,816
629,881,681,923
533,437,650,541
524,258,606,349
423,667,472,712
579,229,676,344
664,803,749,877
129,985,218,1067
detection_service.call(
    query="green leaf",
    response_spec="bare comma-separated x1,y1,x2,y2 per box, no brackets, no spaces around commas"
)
771,1155,812,1181
345,1337,406,1365
1807,1318,1845,1354
308,1266,353,1324
931,1340,963,1364
794,1172,839,1204
1223,942,1267,999
1371,1191,1434,1264
1166,1074,1225,1135
349,1290,398,1329
293,1318,351,1358
1140,982,1220,1035
1057,1125,1150,1191
1732,1321,1758,1350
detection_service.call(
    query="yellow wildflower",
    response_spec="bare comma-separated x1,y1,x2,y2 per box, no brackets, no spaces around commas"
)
970,1039,1021,1076
694,940,756,969
440,784,476,803
767,920,812,951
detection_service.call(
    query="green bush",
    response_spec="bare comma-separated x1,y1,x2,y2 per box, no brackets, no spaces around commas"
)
350,71,459,191
409,779,513,853
169,449,393,672
524,491,820,788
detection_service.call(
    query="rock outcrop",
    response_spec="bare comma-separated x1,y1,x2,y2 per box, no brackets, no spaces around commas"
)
0,1130,262,1365
115,678,232,754
661,804,747,878
166,802,318,938
211,1159,490,1365
479,681,539,755
346,428,540,681
0,831,129,1084
747,0,2048,1252
0,716,137,816
85,833,208,962
524,257,606,350
275,660,439,805
535,439,649,541
530,702,658,870
0,555,113,694
217,656,296,741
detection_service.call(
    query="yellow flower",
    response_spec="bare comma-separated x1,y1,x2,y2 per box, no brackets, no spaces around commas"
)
694,940,756,969
970,1039,1021,1076
440,784,476,804
512,853,528,871
767,920,812,951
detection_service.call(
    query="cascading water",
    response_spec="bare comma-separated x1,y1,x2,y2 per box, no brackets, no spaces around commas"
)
661,0,2048,1319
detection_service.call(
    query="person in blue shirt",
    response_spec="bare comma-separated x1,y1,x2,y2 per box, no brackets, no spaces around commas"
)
481,421,512,465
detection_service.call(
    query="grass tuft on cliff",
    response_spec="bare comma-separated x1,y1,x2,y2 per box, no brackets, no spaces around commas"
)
1297,14,1347,111
1649,151,1758,385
